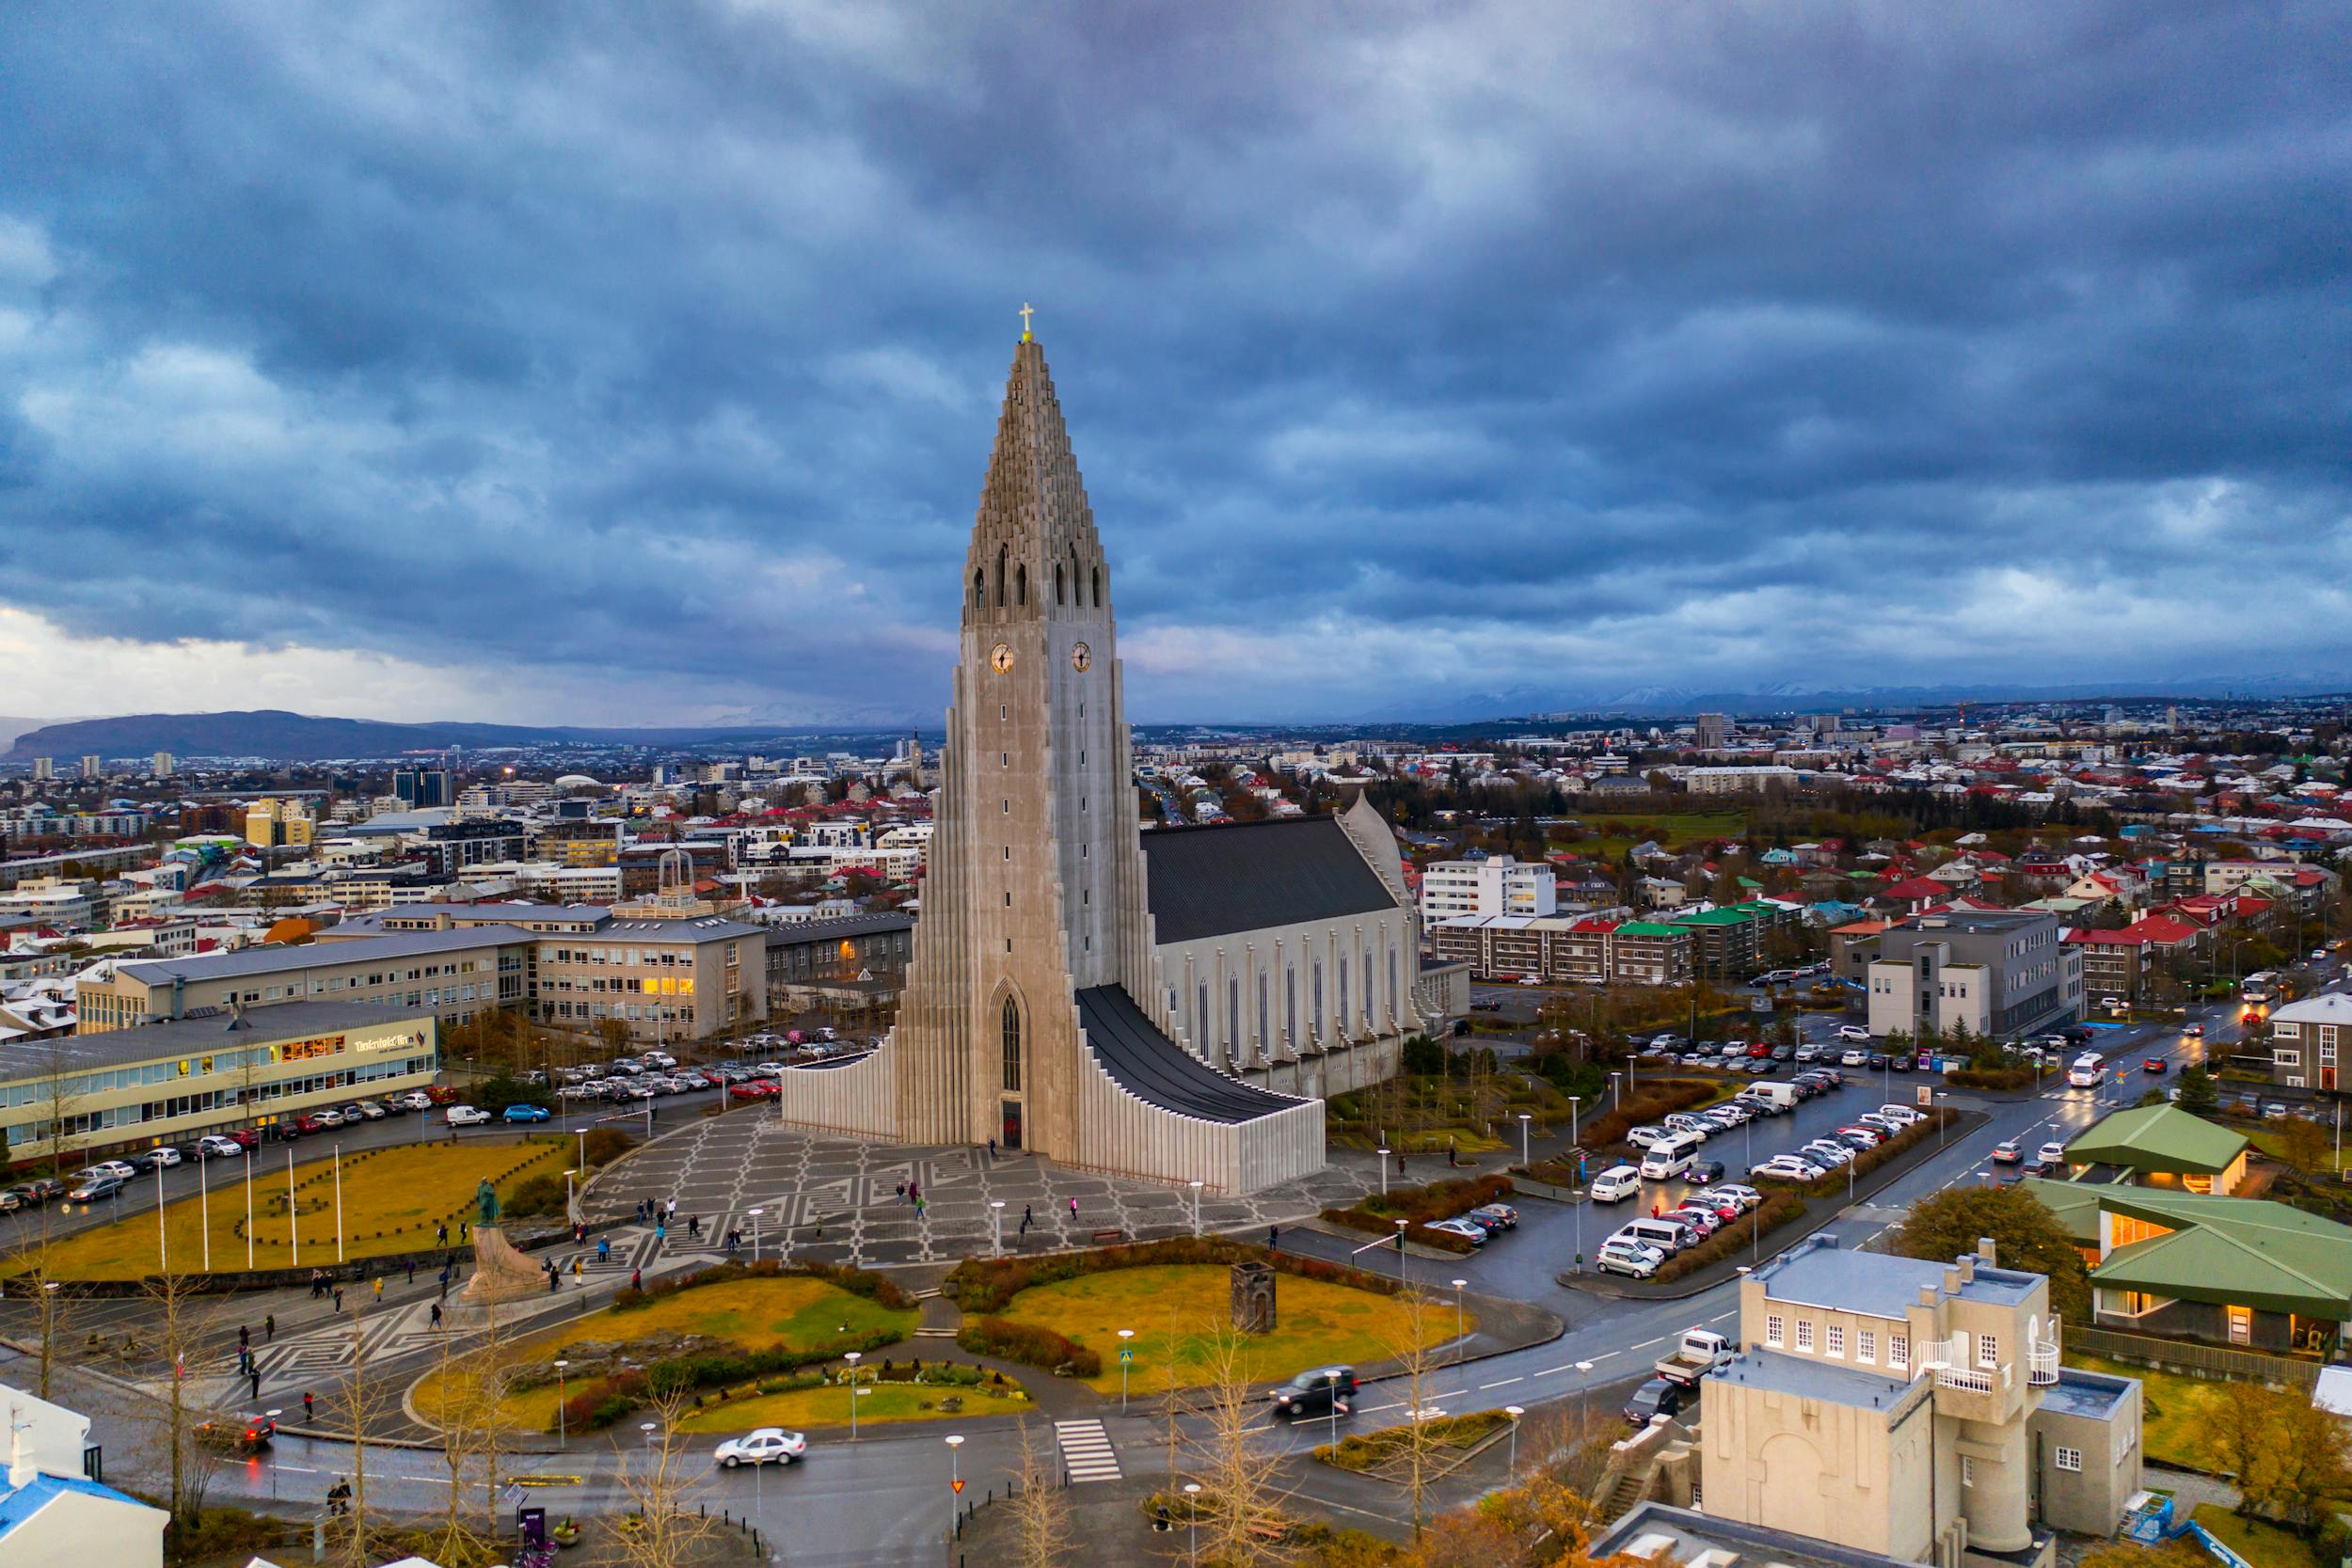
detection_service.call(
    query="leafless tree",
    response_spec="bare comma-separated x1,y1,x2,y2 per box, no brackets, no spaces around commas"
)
135,1271,227,1554
1381,1289,1448,1541
1001,1416,1073,1568
1189,1315,1286,1567
609,1387,720,1568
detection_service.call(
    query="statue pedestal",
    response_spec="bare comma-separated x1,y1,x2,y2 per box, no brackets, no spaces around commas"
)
460,1225,547,1307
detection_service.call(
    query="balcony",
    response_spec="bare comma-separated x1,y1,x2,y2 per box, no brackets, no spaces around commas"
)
2028,1338,2060,1386
1933,1364,1998,1394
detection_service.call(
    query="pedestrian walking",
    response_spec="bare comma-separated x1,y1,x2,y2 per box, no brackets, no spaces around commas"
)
654,1222,666,1246
909,1180,920,1204
547,1267,559,1293
249,1368,261,1402
406,1259,417,1284
666,1197,676,1221
373,1276,384,1303
437,1222,449,1245
238,1323,250,1351
1397,1151,1406,1176
332,1287,343,1312
263,1312,276,1342
1268,1226,1280,1252
895,1181,906,1205
1069,1196,1079,1221
572,1256,582,1283
987,1136,996,1159
629,1268,642,1291
459,1221,469,1243
303,1390,315,1422
429,1302,443,1329
688,1214,701,1239
437,1267,451,1301
597,1237,612,1262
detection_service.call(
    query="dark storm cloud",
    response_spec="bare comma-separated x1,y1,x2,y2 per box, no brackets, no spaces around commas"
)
0,1,2345,722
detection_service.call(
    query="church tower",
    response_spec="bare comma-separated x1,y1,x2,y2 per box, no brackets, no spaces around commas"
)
771,326,1327,1194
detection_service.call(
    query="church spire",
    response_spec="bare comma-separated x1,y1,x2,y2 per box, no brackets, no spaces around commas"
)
964,332,1106,626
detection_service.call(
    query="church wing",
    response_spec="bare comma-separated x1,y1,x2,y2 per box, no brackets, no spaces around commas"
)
1140,816,1403,943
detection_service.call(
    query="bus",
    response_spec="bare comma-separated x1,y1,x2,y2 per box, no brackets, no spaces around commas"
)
2242,972,2280,1007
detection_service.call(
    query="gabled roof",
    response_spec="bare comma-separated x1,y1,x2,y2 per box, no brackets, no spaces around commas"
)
0,1471,166,1539
2059,1103,2248,1176
2022,1179,2352,1318
1140,817,1395,943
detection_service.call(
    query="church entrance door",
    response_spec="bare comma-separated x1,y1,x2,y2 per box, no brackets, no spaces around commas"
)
1001,1099,1024,1150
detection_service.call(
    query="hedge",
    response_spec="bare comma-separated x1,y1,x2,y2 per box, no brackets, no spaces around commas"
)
1318,1175,1515,1256
551,1328,904,1432
1314,1410,1508,1469
1751,1108,1952,1201
1946,1066,2037,1091
942,1236,1402,1315
1577,1078,1721,1153
956,1317,1102,1378
1645,1190,1808,1284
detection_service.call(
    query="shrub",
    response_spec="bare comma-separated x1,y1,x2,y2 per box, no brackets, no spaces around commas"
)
1318,1174,1514,1254
1946,1066,2036,1091
502,1171,569,1219
1647,1190,1809,1283
579,1127,635,1166
942,1236,1400,1315
1576,1078,1720,1152
609,1257,910,1314
958,1316,1102,1377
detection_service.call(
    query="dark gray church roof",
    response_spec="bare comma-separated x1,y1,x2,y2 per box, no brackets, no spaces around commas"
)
1139,817,1397,943
1075,985,1305,1125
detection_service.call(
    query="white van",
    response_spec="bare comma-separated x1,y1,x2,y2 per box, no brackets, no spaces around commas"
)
1640,1132,1704,1180
1611,1216,1697,1256
2068,1053,2106,1088
1588,1164,1644,1203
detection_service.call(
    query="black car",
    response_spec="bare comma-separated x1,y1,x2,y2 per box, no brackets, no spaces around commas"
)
10,1178,66,1206
197,1413,276,1455
1624,1377,1693,1428
1269,1365,1359,1420
1687,1159,1725,1185
1865,1053,1889,1070
1769,1045,1796,1063
2061,1024,2095,1045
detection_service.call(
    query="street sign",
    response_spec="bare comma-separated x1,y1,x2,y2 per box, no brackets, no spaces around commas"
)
951,1478,965,1495
1119,1347,1134,1364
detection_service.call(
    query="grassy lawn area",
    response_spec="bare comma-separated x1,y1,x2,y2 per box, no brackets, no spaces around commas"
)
2192,1504,2319,1568
28,1138,573,1280
2064,1353,2229,1471
675,1375,1033,1434
993,1263,1461,1396
411,1275,918,1431
1561,811,1747,860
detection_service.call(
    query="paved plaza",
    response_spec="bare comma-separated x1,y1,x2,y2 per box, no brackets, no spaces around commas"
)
578,1107,1402,1265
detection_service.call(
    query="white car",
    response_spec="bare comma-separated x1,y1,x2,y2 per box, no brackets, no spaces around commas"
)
313,1108,345,1128
1876,1105,1924,1128
1711,1183,1764,1212
444,1105,491,1127
1836,1024,1871,1043
148,1146,183,1167
1588,1164,1644,1203
1751,1155,1823,1182
1595,1240,1665,1278
1800,1140,1855,1167
83,1161,137,1182
1840,1049,1869,1068
199,1135,246,1159
713,1427,806,1468
1623,1126,1671,1150
395,1091,434,1111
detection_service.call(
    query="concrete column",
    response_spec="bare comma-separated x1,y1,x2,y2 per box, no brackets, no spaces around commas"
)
1958,1418,2031,1553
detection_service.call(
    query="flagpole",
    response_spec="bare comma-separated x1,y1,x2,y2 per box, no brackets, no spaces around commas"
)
246,1151,255,1270
334,1146,344,1263
155,1164,167,1275
199,1151,210,1274
289,1146,298,1267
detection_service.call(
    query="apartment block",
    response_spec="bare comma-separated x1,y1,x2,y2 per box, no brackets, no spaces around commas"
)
2269,990,2352,1092
1417,854,1556,923
1867,908,2080,1040
1702,1235,2140,1566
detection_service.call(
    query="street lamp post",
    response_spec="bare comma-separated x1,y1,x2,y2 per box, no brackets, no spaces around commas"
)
1451,1278,1467,1360
990,1199,1005,1257
198,1149,210,1273
1575,1360,1594,1433
1183,1481,1202,1568
1567,1095,1581,1158
554,1360,569,1447
1393,1218,1408,1285
1376,1148,1390,1197
945,1434,964,1551
1609,1069,1622,1111
845,1352,862,1441
1504,1404,1524,1478
265,1410,281,1500
1117,1329,1135,1413
1517,1112,1531,1169
1189,1179,1203,1238
1326,1368,1343,1451
748,1207,763,1265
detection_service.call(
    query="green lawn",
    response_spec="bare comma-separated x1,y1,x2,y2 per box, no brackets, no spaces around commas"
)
1559,811,1747,860
2192,1504,2319,1568
2063,1354,2227,1471
676,1376,1033,1433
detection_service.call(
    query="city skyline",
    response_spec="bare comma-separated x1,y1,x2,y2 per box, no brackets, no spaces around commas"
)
2,5,2345,727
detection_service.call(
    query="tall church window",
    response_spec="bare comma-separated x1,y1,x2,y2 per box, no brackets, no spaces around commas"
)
996,546,1008,607
1388,946,1398,1017
1000,995,1022,1092
1258,972,1269,1058
1313,960,1325,1031
1227,976,1239,1061
1285,965,1296,1049
1016,563,1027,605
1197,983,1209,1048
1090,565,1101,607
1055,563,1066,605
972,569,984,607
1362,944,1374,1028
1338,958,1349,1031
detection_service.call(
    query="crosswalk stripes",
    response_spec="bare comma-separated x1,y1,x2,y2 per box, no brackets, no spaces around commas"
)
1053,1418,1121,1483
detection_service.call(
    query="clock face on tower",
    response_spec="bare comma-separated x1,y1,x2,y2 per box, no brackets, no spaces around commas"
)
1071,642,1091,672
989,642,1014,673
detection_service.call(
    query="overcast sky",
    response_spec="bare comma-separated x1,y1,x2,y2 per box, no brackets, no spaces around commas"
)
2,3,2346,727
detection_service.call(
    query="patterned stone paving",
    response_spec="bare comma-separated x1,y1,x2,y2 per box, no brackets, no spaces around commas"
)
579,1111,1391,1266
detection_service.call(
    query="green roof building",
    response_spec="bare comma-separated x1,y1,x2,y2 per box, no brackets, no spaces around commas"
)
2058,1103,2249,1196
2023,1178,2352,1355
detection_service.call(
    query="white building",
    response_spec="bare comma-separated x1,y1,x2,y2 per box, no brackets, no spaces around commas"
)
1417,855,1557,923
0,1385,166,1568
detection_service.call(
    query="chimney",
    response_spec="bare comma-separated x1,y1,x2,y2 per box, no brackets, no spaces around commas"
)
1978,1236,1998,1266
1942,1266,1962,1295
1918,1284,1938,1307
9,1414,38,1491
1958,1254,1977,1284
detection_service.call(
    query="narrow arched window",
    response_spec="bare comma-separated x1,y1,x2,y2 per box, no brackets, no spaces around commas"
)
972,569,984,607
1000,995,1022,1091
1016,563,1027,605
1055,563,1066,605
1090,565,1101,607
996,546,1008,608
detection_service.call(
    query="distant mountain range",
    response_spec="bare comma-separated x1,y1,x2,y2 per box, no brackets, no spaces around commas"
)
0,710,914,764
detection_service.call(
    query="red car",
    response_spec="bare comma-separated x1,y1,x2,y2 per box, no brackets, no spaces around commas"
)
294,1114,326,1134
1747,1041,1773,1059
2142,1058,2168,1074
424,1085,462,1105
229,1128,261,1149
728,1081,778,1101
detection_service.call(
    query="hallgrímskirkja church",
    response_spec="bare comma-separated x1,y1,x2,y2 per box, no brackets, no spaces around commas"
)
771,329,1452,1194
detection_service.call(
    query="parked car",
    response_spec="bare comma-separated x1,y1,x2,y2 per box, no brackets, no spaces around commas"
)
395,1091,435,1112
501,1103,552,1123
354,1100,389,1119
1595,1240,1665,1279
294,1114,326,1134
199,1134,247,1159
1425,1217,1488,1246
313,1109,345,1129
1666,1206,1721,1238
2037,1141,2069,1168
1466,1202,1519,1230
1750,1156,1821,1182
1712,1183,1763,1212
1623,1377,1693,1428
68,1176,124,1203
1685,1159,1725,1185
712,1428,806,1468
1269,1366,1359,1419
1588,1165,1643,1203
8,1178,67,1206
444,1105,492,1127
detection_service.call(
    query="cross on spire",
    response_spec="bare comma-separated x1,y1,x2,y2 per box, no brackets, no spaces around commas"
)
1019,302,1035,341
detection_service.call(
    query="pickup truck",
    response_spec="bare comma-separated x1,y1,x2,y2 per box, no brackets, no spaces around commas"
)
1655,1328,1736,1386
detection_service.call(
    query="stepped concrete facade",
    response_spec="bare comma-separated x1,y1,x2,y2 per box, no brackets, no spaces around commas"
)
770,333,1443,1194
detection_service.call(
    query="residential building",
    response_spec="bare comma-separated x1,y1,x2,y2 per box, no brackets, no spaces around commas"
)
1613,920,1694,985
2064,915,2204,1001
1866,909,2081,1040
243,797,313,849
1665,902,1779,981
29,759,51,782
1416,854,1557,923
0,1001,437,1163
2028,1178,2352,1355
1701,1234,2139,1566
1692,711,1728,750
2057,1102,2250,1196
1830,918,1892,985
1422,913,1690,986
74,927,527,1034
76,756,99,780
2268,991,2352,1092
391,768,450,809
1683,764,1803,795
150,752,173,778
0,1385,164,1568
